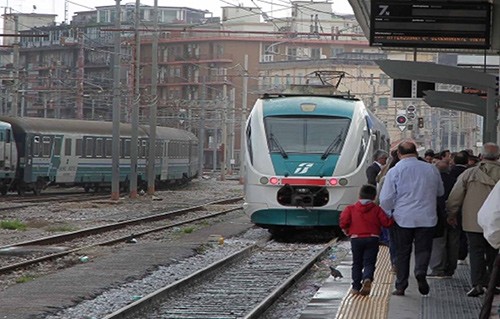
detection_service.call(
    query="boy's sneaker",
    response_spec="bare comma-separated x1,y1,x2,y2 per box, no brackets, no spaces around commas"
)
360,279,372,296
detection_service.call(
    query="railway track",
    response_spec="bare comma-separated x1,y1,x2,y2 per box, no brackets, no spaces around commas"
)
0,196,243,275
103,239,336,319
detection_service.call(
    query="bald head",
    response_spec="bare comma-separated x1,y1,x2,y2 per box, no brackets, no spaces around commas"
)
397,141,417,157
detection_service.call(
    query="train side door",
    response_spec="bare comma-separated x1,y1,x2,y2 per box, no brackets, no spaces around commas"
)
56,136,78,183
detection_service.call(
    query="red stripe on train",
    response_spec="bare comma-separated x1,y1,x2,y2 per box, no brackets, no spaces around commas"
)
281,178,326,186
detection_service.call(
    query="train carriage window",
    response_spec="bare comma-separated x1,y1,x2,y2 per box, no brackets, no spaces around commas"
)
0,132,3,141
85,138,94,157
76,139,82,156
33,136,40,157
54,137,62,156
5,129,10,143
105,139,112,157
96,138,104,157
65,139,72,156
42,136,51,157
124,139,131,158
141,140,147,158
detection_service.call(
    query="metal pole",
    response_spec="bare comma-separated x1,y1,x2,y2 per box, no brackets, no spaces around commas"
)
111,0,122,200
239,55,248,184
11,15,18,117
91,99,95,119
147,0,158,195
221,82,227,181
485,88,496,144
448,110,452,150
130,0,140,198
198,77,206,178
229,87,236,175
76,30,84,119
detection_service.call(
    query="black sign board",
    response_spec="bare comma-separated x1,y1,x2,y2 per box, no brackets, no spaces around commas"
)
370,1,491,49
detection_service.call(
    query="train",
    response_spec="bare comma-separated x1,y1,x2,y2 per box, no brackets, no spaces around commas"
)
242,88,389,233
0,116,199,195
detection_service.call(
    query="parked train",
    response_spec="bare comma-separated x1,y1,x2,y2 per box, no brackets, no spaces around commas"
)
0,116,199,195
242,90,389,233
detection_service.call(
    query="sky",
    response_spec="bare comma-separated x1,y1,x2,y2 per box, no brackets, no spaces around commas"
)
2,0,354,22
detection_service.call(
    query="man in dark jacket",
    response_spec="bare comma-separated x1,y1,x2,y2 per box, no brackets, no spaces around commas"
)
366,150,388,186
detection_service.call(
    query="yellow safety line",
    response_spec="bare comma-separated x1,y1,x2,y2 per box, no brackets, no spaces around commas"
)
335,246,394,319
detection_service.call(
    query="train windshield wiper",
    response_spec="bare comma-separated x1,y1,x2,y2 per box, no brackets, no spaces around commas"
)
269,133,288,159
321,129,343,160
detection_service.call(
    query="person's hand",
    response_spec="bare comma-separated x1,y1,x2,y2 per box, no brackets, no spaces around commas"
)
447,216,458,227
342,228,349,236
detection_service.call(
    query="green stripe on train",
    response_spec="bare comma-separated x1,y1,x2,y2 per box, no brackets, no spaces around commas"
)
251,209,341,226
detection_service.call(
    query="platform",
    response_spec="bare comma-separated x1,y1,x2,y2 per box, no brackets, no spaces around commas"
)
300,240,500,319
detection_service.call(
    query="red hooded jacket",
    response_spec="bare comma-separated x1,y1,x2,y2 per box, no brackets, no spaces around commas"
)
339,201,394,238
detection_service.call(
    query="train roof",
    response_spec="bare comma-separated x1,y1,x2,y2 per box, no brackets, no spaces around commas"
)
0,117,197,141
0,117,141,136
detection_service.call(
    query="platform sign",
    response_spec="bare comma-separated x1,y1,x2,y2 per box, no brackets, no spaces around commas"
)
370,1,492,49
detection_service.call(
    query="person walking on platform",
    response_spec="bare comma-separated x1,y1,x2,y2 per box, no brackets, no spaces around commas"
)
379,141,444,296
428,152,469,277
366,150,388,186
340,184,394,296
447,143,500,297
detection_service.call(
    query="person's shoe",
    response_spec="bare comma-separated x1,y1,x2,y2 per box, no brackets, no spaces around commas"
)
467,285,484,297
351,288,361,296
390,264,397,274
392,289,405,296
416,274,430,295
360,279,372,296
427,272,450,279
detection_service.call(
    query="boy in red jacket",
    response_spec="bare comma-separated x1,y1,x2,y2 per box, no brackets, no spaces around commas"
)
340,184,394,296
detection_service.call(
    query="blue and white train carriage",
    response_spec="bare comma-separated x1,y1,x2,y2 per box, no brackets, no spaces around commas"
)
0,116,198,195
242,92,389,232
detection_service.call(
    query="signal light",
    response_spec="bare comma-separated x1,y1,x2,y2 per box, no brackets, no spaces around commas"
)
269,177,279,185
418,117,424,128
396,115,408,125
329,178,338,186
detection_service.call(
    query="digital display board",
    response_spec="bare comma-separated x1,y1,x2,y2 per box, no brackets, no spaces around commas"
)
370,1,491,49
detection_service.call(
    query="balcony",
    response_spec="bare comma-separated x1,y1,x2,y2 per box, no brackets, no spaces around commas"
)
161,54,233,65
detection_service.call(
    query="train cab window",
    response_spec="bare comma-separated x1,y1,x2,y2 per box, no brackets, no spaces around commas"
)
76,139,82,156
5,130,10,143
96,138,104,157
0,132,3,141
357,123,370,167
65,139,72,156
246,118,253,164
42,136,51,157
33,136,41,157
85,138,94,157
54,137,62,156
105,139,112,157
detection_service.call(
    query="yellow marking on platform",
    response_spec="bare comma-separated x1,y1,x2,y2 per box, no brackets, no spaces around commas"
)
335,246,394,319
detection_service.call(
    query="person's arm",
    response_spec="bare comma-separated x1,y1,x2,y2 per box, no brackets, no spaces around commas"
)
366,165,377,186
446,172,468,226
379,171,396,215
377,206,394,228
339,206,352,233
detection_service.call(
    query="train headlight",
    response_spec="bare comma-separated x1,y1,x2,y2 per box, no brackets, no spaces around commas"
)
339,178,348,186
260,177,269,184
269,177,279,185
300,103,316,112
329,178,338,186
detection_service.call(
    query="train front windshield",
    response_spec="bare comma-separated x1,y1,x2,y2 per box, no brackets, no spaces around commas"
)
264,116,350,154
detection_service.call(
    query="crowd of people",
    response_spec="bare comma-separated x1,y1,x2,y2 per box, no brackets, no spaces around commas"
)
339,140,500,302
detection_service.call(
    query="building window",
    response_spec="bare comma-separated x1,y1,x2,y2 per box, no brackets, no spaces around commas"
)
287,48,297,61
378,97,388,109
311,48,321,60
380,73,389,85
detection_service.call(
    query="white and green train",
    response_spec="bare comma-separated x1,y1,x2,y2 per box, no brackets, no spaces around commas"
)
242,92,389,234
0,116,198,195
